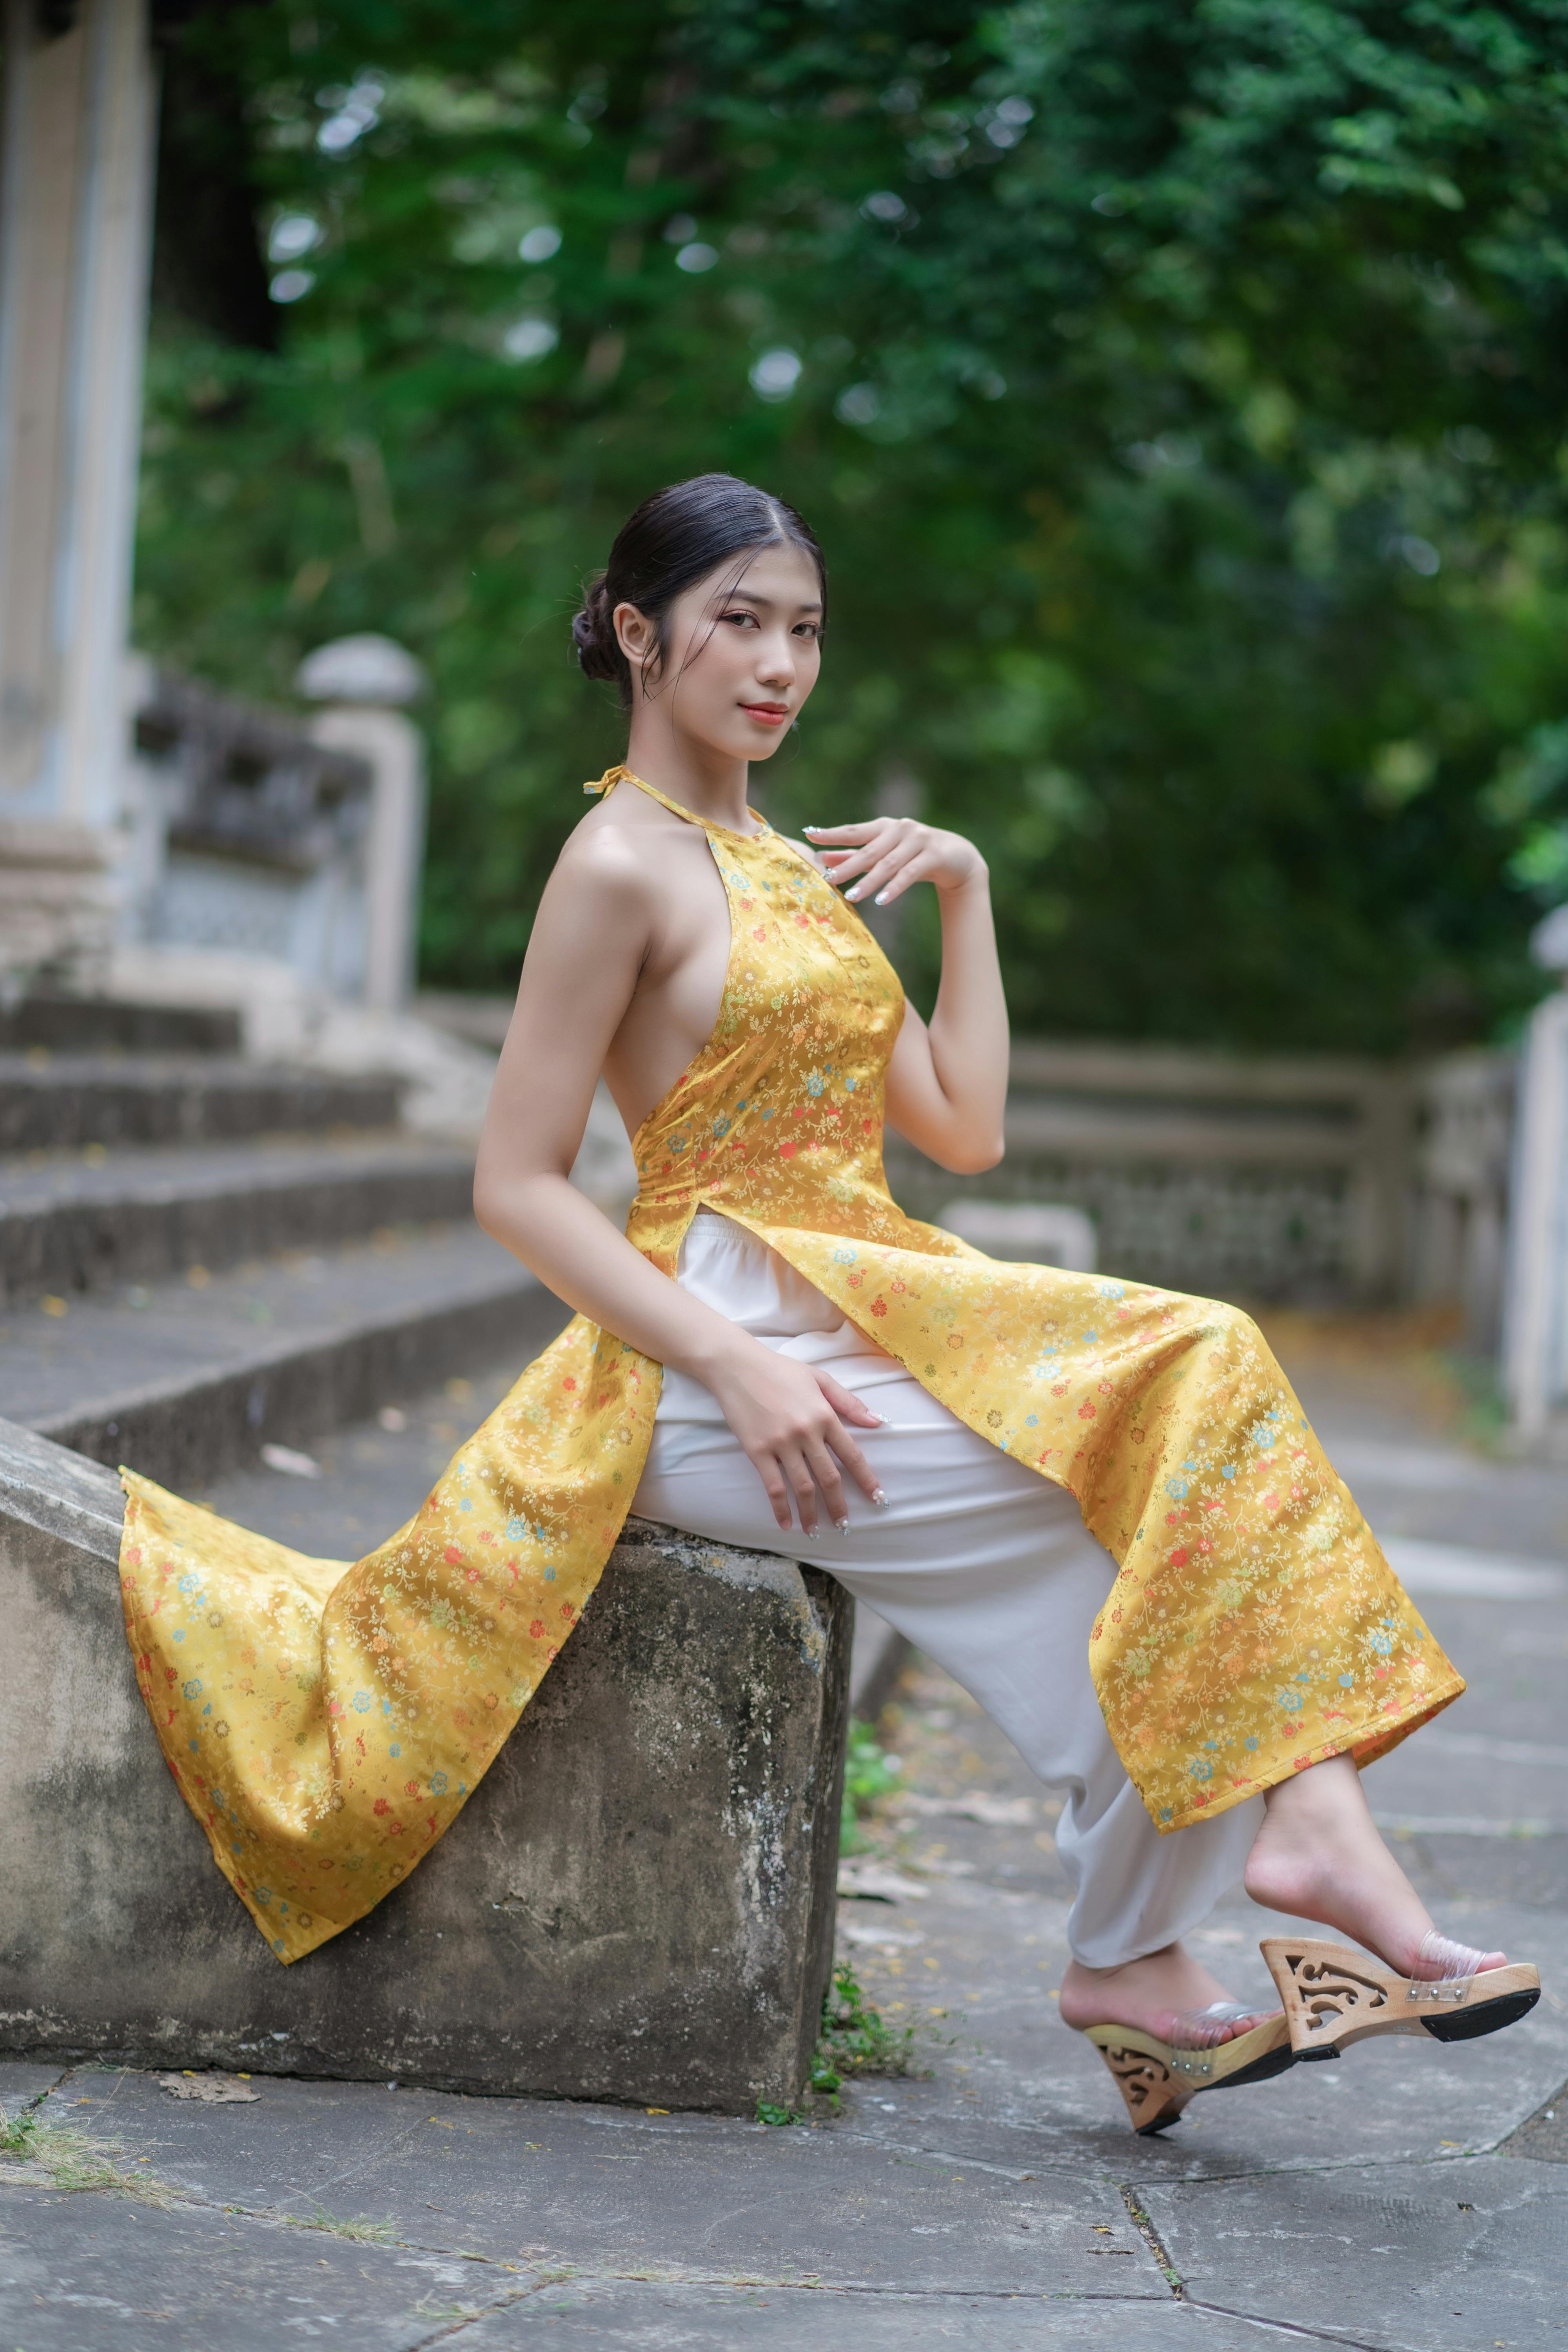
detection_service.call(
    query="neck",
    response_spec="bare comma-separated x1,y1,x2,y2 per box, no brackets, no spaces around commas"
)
620,711,756,832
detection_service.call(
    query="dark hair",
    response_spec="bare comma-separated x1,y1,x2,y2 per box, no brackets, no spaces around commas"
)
572,472,826,710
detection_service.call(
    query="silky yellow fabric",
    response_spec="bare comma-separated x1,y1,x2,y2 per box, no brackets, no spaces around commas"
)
120,768,1462,1961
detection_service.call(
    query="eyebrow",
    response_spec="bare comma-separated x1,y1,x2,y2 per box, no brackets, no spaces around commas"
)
719,588,824,614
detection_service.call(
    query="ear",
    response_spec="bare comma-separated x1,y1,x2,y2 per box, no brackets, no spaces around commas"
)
613,601,657,678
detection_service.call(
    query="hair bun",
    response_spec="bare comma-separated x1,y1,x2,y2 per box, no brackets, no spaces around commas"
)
572,577,622,682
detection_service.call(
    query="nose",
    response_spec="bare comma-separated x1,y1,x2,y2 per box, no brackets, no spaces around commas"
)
756,629,796,688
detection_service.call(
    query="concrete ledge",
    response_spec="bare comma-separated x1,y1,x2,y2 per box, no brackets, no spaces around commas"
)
0,1420,850,2111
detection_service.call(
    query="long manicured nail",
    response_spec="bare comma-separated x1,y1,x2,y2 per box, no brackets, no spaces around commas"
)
846,885,865,900
871,1488,888,1508
805,1527,821,1542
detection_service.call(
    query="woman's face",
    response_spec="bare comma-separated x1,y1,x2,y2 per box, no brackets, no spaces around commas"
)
613,541,823,762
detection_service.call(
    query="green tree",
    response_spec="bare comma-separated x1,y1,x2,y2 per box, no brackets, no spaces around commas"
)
137,0,1568,1047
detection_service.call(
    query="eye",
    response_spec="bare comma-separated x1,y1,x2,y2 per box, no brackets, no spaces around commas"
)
794,622,821,640
720,608,760,628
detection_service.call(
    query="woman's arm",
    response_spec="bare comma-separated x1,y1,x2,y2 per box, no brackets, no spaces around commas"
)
473,831,884,1533
804,817,1008,1174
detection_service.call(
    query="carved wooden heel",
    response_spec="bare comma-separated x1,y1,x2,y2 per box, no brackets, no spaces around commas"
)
1260,1937,1541,2062
1085,2014,1295,2136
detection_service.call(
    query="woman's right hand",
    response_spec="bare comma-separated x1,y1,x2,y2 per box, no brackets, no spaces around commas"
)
702,1338,887,1535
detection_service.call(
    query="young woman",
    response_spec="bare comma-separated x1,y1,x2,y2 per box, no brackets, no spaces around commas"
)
121,474,1537,2133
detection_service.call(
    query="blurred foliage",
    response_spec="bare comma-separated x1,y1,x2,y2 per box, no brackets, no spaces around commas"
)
136,0,1568,1048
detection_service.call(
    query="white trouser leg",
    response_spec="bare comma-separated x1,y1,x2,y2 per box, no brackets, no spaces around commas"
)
631,1213,1262,1968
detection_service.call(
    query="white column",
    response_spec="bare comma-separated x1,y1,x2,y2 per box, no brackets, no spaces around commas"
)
0,0,157,980
1501,910,1568,1446
296,635,429,1011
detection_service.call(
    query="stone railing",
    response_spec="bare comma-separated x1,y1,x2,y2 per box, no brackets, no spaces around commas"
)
889,1035,1516,1316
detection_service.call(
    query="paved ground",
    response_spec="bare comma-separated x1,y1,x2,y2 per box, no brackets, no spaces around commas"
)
4,1318,1567,2349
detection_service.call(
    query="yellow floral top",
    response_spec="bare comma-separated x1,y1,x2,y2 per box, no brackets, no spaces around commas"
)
120,768,1462,1962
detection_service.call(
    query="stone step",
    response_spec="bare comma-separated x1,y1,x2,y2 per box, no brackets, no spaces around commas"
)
3,1222,568,1490
0,1056,403,1154
0,992,242,1055
0,1132,478,1304
0,1415,846,2111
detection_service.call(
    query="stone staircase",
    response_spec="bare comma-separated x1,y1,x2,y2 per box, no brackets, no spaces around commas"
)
0,994,567,1490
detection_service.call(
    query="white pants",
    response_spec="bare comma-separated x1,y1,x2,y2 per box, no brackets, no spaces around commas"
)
631,1210,1262,1968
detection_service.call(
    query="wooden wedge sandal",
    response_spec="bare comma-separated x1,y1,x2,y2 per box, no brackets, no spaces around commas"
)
1261,1932,1541,2063
1085,2004,1296,2135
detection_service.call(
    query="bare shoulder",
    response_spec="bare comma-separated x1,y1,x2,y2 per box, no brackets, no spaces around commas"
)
547,804,672,909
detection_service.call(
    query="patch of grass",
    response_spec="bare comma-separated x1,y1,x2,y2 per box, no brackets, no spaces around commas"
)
302,2208,397,2243
10,2119,182,2205
0,2107,38,2158
840,1718,902,1855
809,1961,923,2107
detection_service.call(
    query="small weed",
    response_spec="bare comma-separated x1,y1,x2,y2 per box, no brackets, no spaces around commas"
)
810,1961,924,2107
10,2119,181,2205
755,2098,805,2127
303,2208,397,2243
840,1719,902,1854
0,2108,38,2158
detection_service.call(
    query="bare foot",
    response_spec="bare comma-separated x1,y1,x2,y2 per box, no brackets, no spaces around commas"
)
1059,1941,1278,2045
1243,1752,1506,1975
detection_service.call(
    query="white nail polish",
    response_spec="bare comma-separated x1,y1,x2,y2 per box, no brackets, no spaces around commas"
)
834,1517,850,1533
871,1489,888,1508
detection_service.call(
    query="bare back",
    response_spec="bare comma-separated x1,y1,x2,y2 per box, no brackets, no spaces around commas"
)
575,788,737,1138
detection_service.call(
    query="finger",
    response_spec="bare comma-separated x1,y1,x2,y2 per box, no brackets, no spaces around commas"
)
817,1373,883,1427
823,1423,886,1508
753,1453,795,1532
858,848,941,907
817,842,889,887
804,1434,850,1530
782,1446,821,1537
867,853,938,906
802,821,879,844
844,847,918,903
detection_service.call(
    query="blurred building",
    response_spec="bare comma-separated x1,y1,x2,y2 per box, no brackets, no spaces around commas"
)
0,0,425,1018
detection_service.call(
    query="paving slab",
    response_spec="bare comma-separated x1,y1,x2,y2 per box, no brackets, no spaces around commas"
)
459,2278,1310,2347
828,1647,1568,2184
0,2185,516,2352
40,2068,1167,2299
1143,2154,1568,2351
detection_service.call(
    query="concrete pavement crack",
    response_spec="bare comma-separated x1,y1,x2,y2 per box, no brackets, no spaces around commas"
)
1185,2294,1398,2350
1119,2180,1183,2295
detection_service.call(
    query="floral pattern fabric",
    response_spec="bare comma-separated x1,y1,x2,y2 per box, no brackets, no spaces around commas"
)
120,766,1461,1962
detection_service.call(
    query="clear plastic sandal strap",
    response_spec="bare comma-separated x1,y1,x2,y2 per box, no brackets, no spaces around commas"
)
1168,2000,1265,2052
1409,1929,1492,1987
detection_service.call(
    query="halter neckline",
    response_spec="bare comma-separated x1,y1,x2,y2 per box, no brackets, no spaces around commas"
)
584,765,771,842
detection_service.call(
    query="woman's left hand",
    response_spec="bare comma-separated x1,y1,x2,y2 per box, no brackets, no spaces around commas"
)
803,818,986,907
